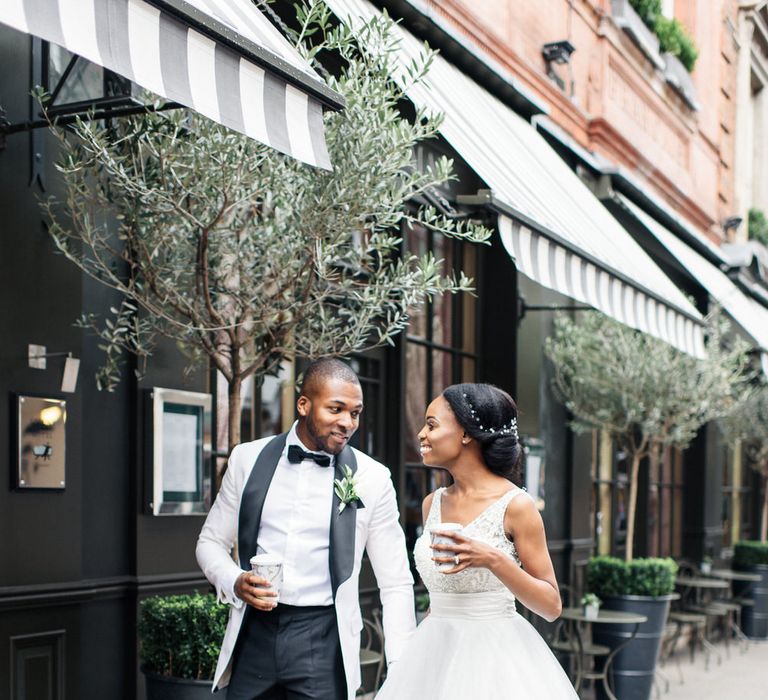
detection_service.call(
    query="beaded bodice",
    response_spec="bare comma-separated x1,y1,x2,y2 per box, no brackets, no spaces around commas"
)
414,487,525,595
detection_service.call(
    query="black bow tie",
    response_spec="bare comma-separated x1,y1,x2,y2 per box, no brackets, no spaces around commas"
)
286,444,332,467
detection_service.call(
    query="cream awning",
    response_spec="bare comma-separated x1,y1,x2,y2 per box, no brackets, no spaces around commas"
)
325,0,705,356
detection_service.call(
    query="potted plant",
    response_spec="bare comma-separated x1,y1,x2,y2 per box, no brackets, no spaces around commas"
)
139,592,229,699
580,593,602,620
546,312,749,700
732,541,768,639
587,556,678,700
700,555,713,575
415,593,430,624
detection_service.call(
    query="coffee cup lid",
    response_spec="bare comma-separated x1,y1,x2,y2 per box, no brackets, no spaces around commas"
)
250,554,282,565
428,522,463,532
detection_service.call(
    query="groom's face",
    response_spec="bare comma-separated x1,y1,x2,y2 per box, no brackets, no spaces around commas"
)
296,378,364,455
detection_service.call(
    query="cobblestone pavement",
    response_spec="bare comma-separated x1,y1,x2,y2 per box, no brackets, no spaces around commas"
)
659,639,768,700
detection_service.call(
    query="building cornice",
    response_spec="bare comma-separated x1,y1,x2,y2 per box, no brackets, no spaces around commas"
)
588,117,716,234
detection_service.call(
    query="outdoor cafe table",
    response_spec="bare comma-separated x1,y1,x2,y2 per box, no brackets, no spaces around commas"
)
709,569,761,583
675,576,730,658
710,569,762,643
557,607,647,700
675,576,729,606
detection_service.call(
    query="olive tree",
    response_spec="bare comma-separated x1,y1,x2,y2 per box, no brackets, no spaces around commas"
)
545,311,751,560
43,3,490,454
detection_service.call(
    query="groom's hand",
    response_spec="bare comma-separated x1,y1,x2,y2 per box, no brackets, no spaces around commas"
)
235,572,279,610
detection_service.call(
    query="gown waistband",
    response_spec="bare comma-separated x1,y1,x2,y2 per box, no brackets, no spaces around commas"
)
428,590,518,620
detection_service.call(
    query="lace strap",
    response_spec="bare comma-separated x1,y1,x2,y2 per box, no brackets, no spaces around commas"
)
494,487,530,532
424,487,445,526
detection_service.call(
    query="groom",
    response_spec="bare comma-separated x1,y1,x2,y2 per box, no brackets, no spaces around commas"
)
196,358,416,699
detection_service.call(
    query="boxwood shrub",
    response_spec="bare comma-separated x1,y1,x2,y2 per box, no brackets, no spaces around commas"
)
734,541,768,568
586,556,678,598
139,592,228,680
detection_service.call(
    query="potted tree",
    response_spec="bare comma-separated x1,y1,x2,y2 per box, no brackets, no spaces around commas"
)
721,383,768,542
545,311,750,700
139,593,228,699
732,541,768,639
41,3,490,464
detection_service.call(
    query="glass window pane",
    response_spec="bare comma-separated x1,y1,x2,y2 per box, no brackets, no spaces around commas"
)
461,244,477,354
259,361,292,437
405,343,427,463
348,356,382,460
461,357,476,383
48,46,103,104
432,236,454,347
405,222,429,340
432,350,453,396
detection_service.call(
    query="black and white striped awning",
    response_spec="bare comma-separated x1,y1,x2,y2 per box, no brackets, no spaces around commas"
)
498,216,705,357
0,0,343,169
325,0,705,356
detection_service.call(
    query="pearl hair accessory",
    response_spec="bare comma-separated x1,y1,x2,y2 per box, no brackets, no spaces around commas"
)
463,393,519,441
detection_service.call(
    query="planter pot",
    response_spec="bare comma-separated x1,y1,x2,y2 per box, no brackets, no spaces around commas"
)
584,604,600,621
733,563,768,639
144,670,214,700
593,593,676,700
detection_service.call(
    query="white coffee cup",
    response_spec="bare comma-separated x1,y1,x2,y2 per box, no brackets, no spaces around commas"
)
429,522,463,571
249,554,283,600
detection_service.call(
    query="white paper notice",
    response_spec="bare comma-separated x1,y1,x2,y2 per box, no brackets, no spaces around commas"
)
162,411,199,492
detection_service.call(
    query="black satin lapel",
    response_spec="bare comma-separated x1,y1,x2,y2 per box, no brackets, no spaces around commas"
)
330,446,358,599
237,433,287,570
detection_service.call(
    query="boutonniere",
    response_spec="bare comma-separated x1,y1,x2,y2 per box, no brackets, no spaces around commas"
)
334,465,364,514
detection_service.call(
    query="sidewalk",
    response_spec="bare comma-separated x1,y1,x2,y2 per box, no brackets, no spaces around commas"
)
659,639,768,700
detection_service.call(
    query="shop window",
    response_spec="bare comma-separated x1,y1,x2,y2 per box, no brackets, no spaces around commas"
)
402,221,478,560
647,447,684,558
722,440,755,549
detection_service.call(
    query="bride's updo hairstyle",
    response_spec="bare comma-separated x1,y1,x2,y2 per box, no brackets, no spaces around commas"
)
442,383,523,484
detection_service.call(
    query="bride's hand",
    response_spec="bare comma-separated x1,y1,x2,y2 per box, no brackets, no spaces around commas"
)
431,531,501,574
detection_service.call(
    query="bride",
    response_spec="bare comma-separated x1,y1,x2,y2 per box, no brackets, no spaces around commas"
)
376,383,578,699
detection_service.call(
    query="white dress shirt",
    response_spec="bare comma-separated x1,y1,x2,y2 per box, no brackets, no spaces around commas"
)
254,422,335,606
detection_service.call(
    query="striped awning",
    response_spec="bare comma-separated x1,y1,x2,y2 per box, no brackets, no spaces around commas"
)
324,0,705,356
497,216,704,357
0,0,343,169
619,196,768,357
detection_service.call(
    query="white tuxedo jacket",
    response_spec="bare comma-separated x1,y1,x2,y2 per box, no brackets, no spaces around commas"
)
196,434,416,698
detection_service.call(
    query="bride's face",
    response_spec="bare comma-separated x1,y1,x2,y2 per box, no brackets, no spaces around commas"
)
417,395,464,467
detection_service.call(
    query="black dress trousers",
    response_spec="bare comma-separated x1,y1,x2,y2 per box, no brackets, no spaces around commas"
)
225,603,347,700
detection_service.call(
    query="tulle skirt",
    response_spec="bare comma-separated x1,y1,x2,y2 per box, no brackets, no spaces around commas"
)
376,590,578,699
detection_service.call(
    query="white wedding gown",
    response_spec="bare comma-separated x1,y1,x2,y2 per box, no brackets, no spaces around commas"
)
376,487,578,699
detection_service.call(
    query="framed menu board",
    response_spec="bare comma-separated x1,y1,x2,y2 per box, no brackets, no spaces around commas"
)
147,387,212,515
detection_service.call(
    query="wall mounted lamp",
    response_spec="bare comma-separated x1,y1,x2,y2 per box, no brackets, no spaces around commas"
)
722,216,743,235
542,40,576,94
27,344,80,393
542,40,576,65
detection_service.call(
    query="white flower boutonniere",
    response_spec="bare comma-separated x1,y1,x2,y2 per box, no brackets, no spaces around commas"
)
334,465,363,514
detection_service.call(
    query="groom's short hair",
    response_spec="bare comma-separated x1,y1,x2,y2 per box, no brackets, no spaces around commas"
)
300,358,360,398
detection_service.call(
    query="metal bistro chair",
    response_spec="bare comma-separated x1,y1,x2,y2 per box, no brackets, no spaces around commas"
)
359,610,385,696
548,583,611,695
